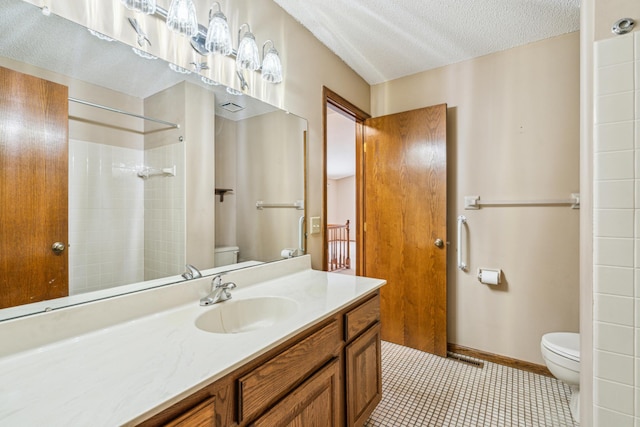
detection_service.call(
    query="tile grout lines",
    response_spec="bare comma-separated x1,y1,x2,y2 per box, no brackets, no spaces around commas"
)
364,341,577,427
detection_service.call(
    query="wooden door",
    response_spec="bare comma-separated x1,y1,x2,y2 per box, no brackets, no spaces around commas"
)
0,66,69,309
363,104,447,356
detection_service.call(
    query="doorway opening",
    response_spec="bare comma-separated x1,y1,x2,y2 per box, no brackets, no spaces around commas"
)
322,87,370,274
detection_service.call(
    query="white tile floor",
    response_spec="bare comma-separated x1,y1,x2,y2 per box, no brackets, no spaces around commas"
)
364,341,577,427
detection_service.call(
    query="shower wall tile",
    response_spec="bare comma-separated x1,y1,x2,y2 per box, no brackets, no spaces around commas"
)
595,350,635,385
595,209,634,237
595,265,634,296
594,294,634,326
596,150,634,180
595,180,634,208
68,140,144,294
596,35,634,68
594,321,634,356
595,237,634,267
596,122,635,152
594,32,639,424
596,62,635,96
596,92,635,124
595,378,635,415
595,406,634,427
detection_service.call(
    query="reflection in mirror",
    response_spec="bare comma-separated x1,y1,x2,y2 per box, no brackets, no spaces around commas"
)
0,0,306,320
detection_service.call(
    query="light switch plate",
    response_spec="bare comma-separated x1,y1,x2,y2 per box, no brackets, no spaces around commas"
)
310,216,321,234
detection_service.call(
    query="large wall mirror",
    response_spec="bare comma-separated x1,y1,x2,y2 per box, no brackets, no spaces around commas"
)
0,0,306,320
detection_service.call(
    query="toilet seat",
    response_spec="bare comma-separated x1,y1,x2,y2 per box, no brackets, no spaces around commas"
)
541,332,580,362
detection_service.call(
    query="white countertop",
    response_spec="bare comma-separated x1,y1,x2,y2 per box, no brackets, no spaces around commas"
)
0,257,385,426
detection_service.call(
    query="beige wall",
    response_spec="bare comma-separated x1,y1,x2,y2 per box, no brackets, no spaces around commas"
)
594,0,640,41
214,116,238,247
235,111,305,262
371,32,581,364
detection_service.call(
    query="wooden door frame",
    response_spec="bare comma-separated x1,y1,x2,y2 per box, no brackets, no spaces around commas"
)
322,87,370,273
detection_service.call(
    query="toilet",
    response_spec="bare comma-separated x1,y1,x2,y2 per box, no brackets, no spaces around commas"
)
214,246,239,267
540,332,580,422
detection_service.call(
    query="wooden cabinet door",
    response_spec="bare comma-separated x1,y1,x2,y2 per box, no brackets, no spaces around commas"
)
345,323,382,427
250,358,342,427
363,104,447,356
0,66,69,309
164,397,215,427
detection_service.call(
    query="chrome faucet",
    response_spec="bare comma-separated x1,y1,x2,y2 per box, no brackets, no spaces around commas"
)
200,275,236,306
182,264,202,280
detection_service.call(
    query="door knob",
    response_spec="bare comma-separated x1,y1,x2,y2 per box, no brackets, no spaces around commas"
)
51,242,66,254
434,238,444,248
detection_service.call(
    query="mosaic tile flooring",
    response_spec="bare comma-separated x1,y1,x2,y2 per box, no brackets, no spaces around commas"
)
364,341,577,427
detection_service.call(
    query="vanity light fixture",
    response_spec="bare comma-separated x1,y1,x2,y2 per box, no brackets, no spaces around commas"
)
236,24,260,71
261,40,282,83
226,87,243,96
166,0,198,37
121,0,157,15
88,28,115,42
169,63,192,74
119,1,284,86
132,47,157,60
205,2,232,55
201,76,220,86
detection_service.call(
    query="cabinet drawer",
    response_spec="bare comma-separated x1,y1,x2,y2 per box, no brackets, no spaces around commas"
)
344,294,380,342
237,320,341,422
163,397,215,427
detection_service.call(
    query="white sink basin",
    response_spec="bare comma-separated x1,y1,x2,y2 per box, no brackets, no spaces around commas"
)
195,296,299,334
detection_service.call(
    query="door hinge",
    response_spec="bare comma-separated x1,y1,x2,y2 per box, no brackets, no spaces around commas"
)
363,142,367,153
364,222,367,232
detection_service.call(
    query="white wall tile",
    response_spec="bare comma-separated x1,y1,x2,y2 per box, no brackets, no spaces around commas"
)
596,122,635,152
595,406,634,427
595,294,635,326
597,62,635,96
595,238,634,267
595,180,634,209
595,209,634,237
595,378,635,415
595,266,634,296
595,321,634,355
595,350,635,385
596,92,635,124
596,151,635,180
596,35,634,68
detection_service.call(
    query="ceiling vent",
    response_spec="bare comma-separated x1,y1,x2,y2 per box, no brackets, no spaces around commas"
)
220,102,245,113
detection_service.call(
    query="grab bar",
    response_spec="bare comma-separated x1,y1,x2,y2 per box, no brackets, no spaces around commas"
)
457,215,467,271
298,215,305,254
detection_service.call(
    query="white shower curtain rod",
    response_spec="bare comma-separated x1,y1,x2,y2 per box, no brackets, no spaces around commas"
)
68,97,180,129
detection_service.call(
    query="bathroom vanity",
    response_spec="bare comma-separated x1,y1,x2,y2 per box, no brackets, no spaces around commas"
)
0,256,385,426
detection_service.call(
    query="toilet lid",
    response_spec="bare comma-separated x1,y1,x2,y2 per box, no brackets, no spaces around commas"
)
542,332,580,362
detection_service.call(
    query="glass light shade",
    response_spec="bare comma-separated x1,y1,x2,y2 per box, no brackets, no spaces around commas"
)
205,11,232,55
120,0,157,15
261,47,282,83
236,31,260,71
132,47,157,60
166,0,198,37
168,63,192,74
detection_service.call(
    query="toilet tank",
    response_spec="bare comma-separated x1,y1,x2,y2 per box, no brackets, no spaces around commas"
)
214,246,239,267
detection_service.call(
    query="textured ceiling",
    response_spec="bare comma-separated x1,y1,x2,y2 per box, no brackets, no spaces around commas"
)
273,0,581,85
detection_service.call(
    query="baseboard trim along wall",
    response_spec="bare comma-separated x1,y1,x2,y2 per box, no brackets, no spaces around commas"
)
447,343,552,377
